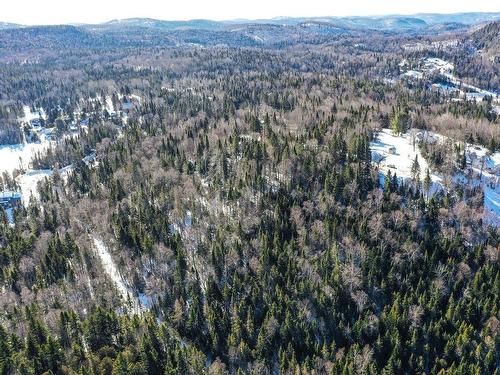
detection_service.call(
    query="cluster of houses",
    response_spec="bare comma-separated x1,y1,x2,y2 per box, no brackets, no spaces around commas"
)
399,58,499,108
21,94,140,138
107,97,137,119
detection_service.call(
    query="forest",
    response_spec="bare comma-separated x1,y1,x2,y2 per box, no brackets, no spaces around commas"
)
0,16,498,375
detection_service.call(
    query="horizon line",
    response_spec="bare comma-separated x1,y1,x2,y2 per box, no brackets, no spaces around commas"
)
2,10,500,27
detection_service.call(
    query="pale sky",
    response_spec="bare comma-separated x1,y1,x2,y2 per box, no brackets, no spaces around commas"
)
2,0,500,25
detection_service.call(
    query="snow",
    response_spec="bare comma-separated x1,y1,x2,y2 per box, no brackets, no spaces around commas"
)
465,144,500,222
129,94,142,102
250,35,265,43
4,151,95,206
370,129,441,184
16,169,52,205
402,70,423,80
441,72,498,102
371,127,500,225
21,105,46,122
432,83,459,93
423,58,454,74
105,96,114,113
92,237,145,315
14,165,74,206
484,184,500,224
398,57,499,103
0,139,51,175
0,103,53,176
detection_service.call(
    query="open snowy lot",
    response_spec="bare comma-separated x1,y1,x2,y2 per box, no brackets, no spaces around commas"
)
0,139,51,175
371,128,500,225
370,128,441,184
16,169,52,204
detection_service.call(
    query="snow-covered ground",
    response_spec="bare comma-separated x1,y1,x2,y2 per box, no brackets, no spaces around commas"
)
465,144,500,223
21,105,46,123
105,96,114,113
402,70,423,80
16,169,52,205
0,139,51,175
371,129,441,185
92,237,148,314
0,105,54,175
371,128,500,225
14,166,74,206
423,58,454,74
399,57,499,103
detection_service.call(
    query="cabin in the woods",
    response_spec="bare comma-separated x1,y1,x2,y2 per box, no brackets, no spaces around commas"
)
0,191,22,209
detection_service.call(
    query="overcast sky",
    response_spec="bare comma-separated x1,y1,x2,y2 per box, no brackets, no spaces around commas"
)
3,0,500,25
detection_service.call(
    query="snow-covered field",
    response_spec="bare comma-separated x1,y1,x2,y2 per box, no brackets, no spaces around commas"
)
21,105,46,123
465,144,500,223
105,96,114,114
0,105,52,175
423,58,454,74
16,169,52,204
402,70,423,80
15,166,74,206
0,139,51,175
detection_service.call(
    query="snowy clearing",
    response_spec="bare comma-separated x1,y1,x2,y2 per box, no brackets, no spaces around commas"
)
370,129,441,184
21,105,46,122
16,169,52,205
14,166,74,206
371,128,500,225
0,139,51,175
399,57,499,103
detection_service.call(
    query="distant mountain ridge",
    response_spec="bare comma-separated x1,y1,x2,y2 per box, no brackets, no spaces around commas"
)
1,12,499,53
0,22,21,29
1,12,499,32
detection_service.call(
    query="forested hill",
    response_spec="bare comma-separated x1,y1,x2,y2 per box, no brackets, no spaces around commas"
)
0,15,499,375
1,12,500,53
468,21,500,55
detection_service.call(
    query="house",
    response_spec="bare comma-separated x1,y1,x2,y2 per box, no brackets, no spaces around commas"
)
30,118,42,131
122,101,133,111
0,191,22,209
82,151,97,165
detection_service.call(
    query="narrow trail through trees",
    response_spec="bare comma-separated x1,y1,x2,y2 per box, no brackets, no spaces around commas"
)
91,236,144,315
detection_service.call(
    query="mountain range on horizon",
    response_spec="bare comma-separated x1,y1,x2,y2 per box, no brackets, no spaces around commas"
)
1,11,500,31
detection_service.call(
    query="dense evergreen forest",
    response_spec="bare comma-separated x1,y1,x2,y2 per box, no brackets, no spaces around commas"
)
0,18,498,375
